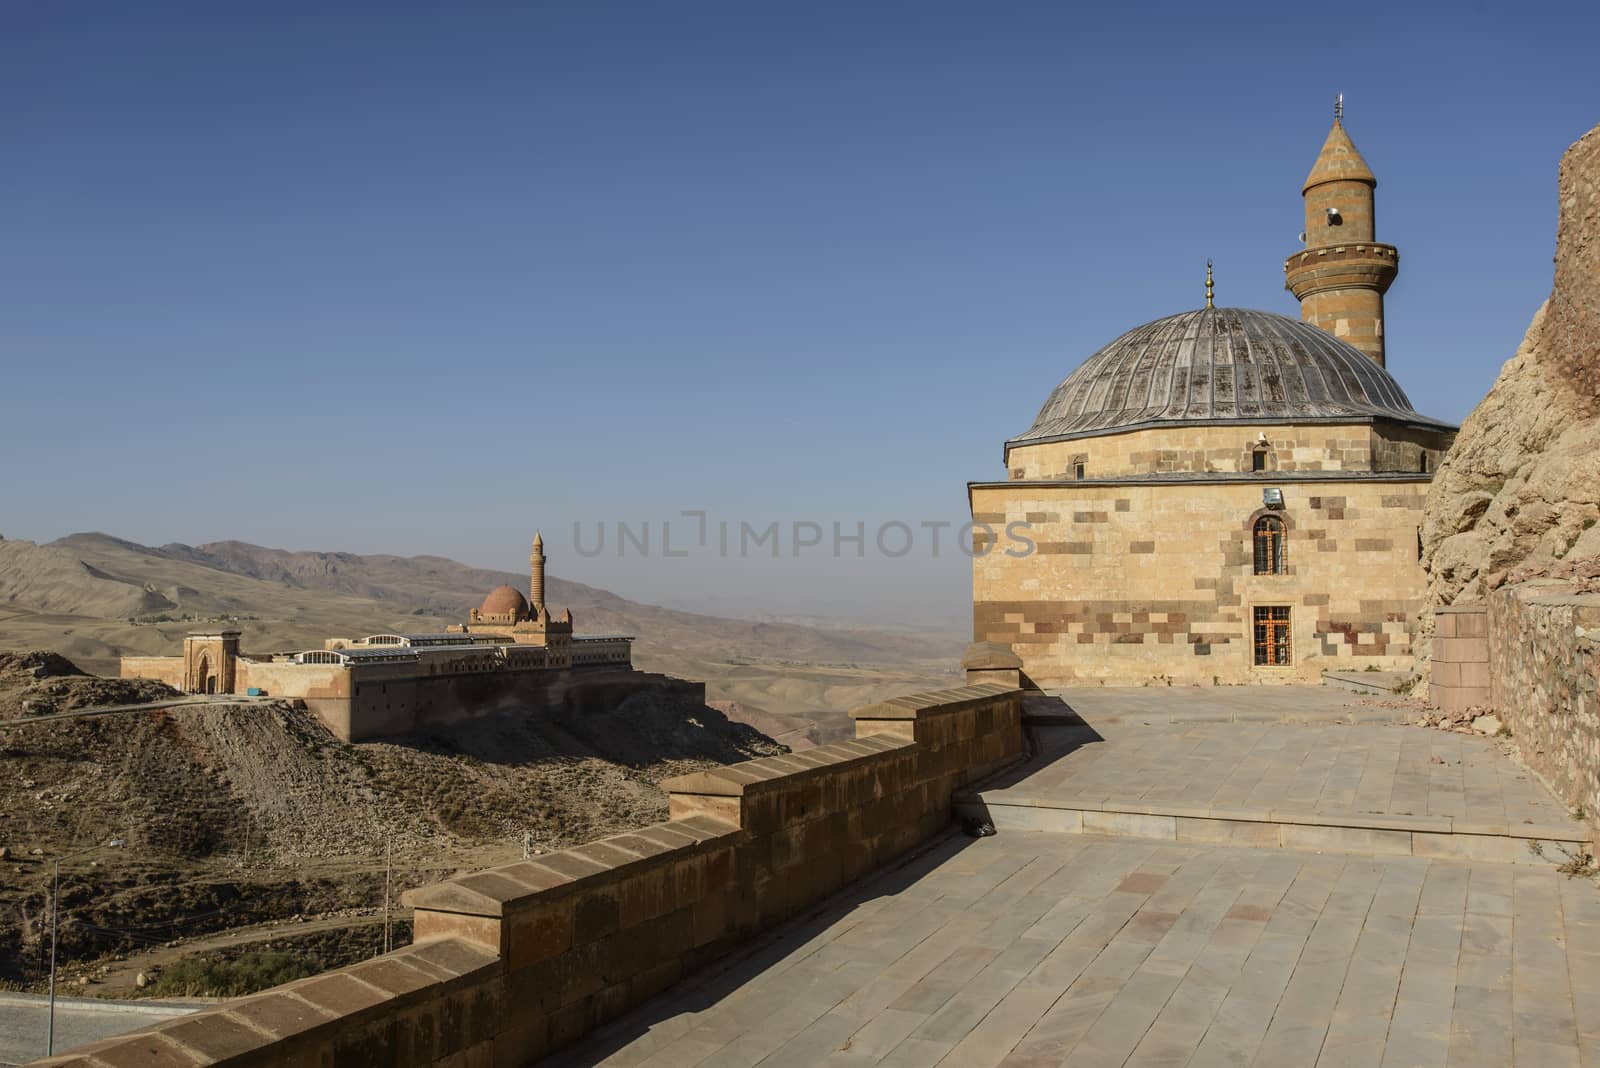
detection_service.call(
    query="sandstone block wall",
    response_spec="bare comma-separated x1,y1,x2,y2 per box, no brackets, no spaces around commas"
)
116,655,187,690
971,478,1429,685
31,683,1023,1068
1005,420,1446,482
1487,582,1600,839
123,652,670,743
1431,605,1490,715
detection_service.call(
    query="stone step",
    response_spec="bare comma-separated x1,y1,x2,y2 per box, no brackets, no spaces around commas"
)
1321,668,1411,696
1025,700,1410,728
954,793,1592,867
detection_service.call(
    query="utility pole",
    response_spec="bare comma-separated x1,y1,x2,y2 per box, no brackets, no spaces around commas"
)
47,860,60,1056
47,839,124,1056
382,833,392,956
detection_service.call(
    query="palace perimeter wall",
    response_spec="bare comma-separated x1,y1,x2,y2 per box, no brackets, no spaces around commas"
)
122,657,669,742
32,683,1023,1067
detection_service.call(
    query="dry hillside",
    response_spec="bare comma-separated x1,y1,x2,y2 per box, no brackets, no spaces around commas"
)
0,651,782,987
1416,123,1600,681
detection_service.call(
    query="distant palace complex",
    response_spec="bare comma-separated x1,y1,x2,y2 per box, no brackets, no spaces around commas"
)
970,111,1457,685
121,535,637,740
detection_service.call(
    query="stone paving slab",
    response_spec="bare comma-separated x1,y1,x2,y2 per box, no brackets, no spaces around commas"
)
982,716,1574,833
552,832,1600,1066
1041,686,1412,726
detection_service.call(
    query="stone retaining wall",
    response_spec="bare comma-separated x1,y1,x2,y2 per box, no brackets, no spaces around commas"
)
33,683,1022,1067
1488,583,1600,839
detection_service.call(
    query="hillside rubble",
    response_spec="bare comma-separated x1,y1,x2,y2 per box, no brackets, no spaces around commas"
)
1417,123,1600,681
0,653,784,985
0,651,179,717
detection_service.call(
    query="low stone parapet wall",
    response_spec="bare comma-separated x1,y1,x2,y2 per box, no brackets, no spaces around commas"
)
31,683,1022,1067
1488,583,1600,840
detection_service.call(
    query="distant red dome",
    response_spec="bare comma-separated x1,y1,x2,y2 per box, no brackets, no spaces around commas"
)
480,585,529,618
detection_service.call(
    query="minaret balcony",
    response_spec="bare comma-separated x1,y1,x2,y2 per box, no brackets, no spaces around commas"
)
1284,242,1399,299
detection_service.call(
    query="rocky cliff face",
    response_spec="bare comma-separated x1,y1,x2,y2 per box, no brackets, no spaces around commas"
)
1417,123,1600,682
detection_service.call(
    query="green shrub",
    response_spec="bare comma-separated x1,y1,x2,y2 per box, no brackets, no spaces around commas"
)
149,951,322,997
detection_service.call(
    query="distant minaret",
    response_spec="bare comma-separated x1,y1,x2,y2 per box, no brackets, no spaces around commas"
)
529,531,546,613
1284,96,1399,366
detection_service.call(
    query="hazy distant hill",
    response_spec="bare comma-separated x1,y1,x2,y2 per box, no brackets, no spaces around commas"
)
0,533,960,736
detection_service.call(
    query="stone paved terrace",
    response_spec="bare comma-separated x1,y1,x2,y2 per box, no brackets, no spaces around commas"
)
554,687,1600,1066
999,721,1563,825
1042,686,1410,726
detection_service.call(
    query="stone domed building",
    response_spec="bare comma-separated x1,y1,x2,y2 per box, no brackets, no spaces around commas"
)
455,531,575,655
477,583,531,623
969,111,1457,685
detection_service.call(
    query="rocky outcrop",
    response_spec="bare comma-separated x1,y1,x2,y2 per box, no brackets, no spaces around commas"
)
1417,123,1600,684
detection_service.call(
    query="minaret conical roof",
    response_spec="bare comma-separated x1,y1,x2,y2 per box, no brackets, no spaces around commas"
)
1303,120,1376,192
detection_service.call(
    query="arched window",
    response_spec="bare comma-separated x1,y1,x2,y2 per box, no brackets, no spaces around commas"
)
1419,452,1429,474
1253,516,1286,575
1070,454,1087,481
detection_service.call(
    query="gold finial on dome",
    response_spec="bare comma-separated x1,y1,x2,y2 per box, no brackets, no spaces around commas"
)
1205,259,1214,309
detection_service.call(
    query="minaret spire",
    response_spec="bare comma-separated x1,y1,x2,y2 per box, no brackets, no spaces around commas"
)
1205,259,1215,309
529,531,546,614
1283,100,1398,366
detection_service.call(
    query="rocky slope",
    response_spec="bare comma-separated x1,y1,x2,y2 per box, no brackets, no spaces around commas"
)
0,651,783,984
1417,123,1600,680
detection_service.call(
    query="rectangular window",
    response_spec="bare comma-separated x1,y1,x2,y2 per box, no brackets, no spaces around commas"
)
1073,461,1085,481
1253,606,1291,666
1252,450,1267,472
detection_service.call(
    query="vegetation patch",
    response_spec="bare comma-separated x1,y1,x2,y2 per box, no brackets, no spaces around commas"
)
148,950,324,997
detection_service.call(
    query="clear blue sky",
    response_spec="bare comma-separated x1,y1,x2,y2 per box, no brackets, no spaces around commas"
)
2,1,1594,630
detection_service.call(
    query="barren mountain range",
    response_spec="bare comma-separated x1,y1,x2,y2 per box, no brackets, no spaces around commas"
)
0,532,961,741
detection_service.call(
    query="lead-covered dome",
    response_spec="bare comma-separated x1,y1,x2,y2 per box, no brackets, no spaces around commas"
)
1010,306,1452,447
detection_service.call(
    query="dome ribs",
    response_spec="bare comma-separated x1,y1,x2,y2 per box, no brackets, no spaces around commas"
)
1123,314,1186,421
1007,306,1452,448
1185,311,1214,419
1235,313,1260,415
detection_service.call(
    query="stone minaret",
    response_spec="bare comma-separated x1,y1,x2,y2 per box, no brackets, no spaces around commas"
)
529,531,546,613
1284,99,1399,366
